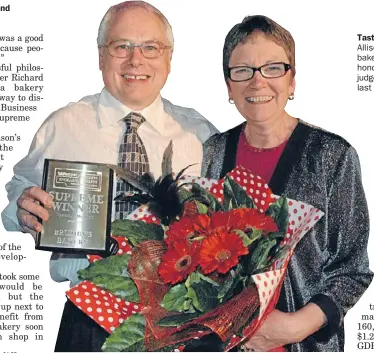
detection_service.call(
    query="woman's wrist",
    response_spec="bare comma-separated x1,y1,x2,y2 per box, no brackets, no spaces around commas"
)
288,303,328,343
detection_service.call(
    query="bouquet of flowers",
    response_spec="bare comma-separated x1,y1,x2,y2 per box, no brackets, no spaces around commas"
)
66,157,323,352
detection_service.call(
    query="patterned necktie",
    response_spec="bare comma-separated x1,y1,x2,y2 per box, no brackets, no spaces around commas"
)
115,112,150,219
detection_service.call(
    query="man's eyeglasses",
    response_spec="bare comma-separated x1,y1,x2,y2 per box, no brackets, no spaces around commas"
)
102,39,172,59
229,62,292,82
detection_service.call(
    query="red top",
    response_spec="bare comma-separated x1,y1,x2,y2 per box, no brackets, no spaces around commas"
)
236,130,288,184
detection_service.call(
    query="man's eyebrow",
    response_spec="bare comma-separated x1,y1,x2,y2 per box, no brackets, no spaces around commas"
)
108,37,161,41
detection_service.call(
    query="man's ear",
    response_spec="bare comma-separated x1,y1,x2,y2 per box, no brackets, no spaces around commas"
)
169,49,173,61
98,47,104,71
166,50,173,74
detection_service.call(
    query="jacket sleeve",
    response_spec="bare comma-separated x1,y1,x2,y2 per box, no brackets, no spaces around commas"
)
309,145,373,340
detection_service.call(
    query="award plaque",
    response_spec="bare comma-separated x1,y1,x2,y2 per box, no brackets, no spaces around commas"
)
36,159,113,255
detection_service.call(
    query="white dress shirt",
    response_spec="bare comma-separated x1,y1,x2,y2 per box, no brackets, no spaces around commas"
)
2,88,219,284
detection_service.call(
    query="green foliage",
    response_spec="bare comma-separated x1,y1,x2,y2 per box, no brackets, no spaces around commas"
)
178,188,193,204
266,195,289,233
195,201,209,215
158,267,252,328
186,286,203,312
234,228,262,247
102,313,145,352
160,271,222,324
83,274,139,302
186,271,218,287
78,254,131,279
160,284,188,312
181,182,223,212
244,237,278,274
111,219,164,246
217,272,244,302
93,172,295,350
178,188,209,215
223,177,255,210
158,312,201,327
78,254,139,302
190,280,219,312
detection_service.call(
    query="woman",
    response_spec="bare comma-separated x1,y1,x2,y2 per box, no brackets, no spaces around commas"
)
202,15,373,352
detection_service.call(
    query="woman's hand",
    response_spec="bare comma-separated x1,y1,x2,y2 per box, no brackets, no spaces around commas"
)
241,304,327,351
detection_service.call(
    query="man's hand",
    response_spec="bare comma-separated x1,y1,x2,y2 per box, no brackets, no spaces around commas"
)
241,304,327,351
16,186,53,234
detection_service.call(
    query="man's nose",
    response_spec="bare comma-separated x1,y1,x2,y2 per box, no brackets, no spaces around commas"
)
128,46,144,66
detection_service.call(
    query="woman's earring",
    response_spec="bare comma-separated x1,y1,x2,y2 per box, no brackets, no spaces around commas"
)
228,98,234,104
288,93,295,100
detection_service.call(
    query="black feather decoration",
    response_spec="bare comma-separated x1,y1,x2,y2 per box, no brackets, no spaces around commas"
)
107,164,155,194
107,144,197,226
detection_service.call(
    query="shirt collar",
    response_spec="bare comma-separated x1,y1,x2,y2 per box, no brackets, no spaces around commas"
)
97,87,165,133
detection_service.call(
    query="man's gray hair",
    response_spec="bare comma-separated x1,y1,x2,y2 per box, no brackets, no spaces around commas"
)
97,1,174,47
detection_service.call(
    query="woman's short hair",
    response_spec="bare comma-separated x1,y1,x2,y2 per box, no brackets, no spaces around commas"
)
223,15,296,82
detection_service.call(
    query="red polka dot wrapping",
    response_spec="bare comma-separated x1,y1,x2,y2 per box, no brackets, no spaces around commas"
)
66,280,142,333
208,165,275,212
66,166,324,351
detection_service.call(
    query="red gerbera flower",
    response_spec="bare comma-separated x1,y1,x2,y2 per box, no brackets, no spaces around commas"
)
199,232,249,275
192,214,212,233
165,208,277,252
158,240,200,284
210,211,231,230
165,213,215,246
183,201,200,217
229,208,278,232
165,216,196,246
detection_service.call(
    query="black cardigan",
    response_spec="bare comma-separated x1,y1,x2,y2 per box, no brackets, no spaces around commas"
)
202,120,373,351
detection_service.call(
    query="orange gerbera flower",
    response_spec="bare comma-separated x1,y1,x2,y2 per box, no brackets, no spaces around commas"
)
199,232,249,275
158,240,200,284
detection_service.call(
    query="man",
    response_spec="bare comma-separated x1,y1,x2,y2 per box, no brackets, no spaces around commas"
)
1,1,218,351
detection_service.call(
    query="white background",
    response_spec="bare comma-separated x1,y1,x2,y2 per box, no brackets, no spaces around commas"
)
0,0,373,352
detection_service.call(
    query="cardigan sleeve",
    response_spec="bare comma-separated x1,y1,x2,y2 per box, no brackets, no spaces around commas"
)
309,145,373,340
